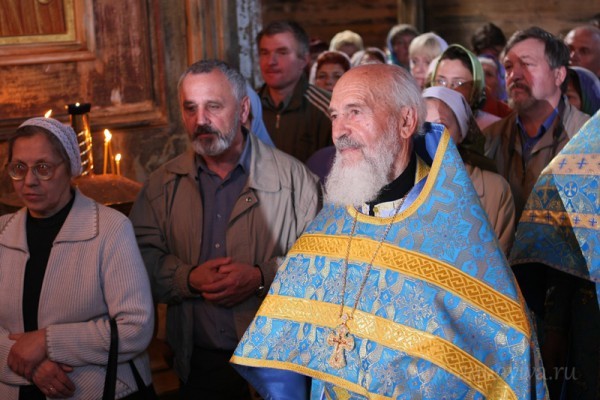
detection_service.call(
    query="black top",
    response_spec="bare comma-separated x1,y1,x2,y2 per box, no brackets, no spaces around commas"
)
366,152,417,216
22,194,75,332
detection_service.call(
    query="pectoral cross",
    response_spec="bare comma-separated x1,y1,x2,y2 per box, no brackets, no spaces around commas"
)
327,313,355,369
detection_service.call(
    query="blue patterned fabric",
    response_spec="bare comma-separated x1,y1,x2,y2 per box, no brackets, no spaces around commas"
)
232,124,547,399
511,110,600,307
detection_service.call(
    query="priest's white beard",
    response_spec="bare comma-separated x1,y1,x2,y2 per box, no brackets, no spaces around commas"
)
325,125,401,206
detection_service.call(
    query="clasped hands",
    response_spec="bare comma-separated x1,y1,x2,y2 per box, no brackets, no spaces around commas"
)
8,329,75,398
189,257,261,307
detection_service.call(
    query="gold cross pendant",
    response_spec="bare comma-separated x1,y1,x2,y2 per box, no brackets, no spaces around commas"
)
326,313,355,369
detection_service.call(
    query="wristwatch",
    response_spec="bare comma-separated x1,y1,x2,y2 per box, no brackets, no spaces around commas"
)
254,264,266,298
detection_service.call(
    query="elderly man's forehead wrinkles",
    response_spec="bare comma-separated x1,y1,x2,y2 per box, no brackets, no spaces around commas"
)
329,100,367,114
344,101,366,110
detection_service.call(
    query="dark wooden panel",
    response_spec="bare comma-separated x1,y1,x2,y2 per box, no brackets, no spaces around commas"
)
0,0,167,140
262,0,600,53
262,0,398,50
424,0,600,48
0,0,67,36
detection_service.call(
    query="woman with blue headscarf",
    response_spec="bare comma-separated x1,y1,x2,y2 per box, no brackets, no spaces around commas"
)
245,83,274,147
567,66,600,116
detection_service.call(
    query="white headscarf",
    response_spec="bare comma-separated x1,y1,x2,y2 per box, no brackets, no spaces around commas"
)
19,117,82,176
422,86,471,141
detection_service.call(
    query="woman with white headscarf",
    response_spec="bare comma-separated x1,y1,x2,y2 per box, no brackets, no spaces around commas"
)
0,117,154,399
423,87,516,254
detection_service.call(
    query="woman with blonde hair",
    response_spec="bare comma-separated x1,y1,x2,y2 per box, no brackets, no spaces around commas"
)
408,32,448,89
329,30,363,58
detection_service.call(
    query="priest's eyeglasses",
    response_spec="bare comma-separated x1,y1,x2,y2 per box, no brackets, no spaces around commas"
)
7,161,64,181
433,78,472,89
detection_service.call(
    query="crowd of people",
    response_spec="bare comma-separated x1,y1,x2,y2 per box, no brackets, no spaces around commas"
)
1,14,599,400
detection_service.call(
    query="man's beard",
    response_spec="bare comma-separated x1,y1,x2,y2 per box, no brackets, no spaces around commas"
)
325,124,401,206
191,120,238,156
507,82,535,111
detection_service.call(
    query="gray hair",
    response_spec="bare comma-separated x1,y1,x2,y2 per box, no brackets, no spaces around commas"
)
177,59,247,101
381,64,427,132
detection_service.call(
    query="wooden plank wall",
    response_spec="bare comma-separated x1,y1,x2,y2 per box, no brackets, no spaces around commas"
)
262,0,600,51
425,0,600,47
262,0,398,50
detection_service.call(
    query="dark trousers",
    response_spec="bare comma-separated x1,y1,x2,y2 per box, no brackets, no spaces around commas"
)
19,385,45,400
180,347,252,400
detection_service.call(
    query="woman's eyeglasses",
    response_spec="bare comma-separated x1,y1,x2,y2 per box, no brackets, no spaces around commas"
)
433,78,472,89
7,161,64,181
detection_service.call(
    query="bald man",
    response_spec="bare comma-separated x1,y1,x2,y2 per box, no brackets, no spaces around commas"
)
565,25,600,77
232,64,547,400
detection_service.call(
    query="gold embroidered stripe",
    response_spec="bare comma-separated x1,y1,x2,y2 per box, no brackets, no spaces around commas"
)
253,295,517,400
521,210,600,230
546,154,599,175
288,234,530,336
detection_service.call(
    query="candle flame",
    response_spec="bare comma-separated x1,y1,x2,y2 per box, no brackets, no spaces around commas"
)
44,110,52,118
115,153,122,162
104,129,112,143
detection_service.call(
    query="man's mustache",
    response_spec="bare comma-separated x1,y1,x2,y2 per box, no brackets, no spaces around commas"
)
335,135,363,151
194,124,220,138
508,82,531,93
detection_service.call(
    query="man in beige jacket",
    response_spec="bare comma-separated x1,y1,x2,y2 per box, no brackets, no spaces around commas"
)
484,26,589,221
129,60,321,399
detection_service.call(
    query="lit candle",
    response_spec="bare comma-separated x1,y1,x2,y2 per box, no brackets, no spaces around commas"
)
44,110,52,118
103,129,112,174
115,153,122,176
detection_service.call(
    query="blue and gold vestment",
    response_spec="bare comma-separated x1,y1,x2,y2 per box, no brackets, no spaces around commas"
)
511,111,600,307
232,125,547,399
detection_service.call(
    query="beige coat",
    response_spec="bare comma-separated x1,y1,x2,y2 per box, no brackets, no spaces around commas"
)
465,163,516,255
484,98,589,220
129,133,321,380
